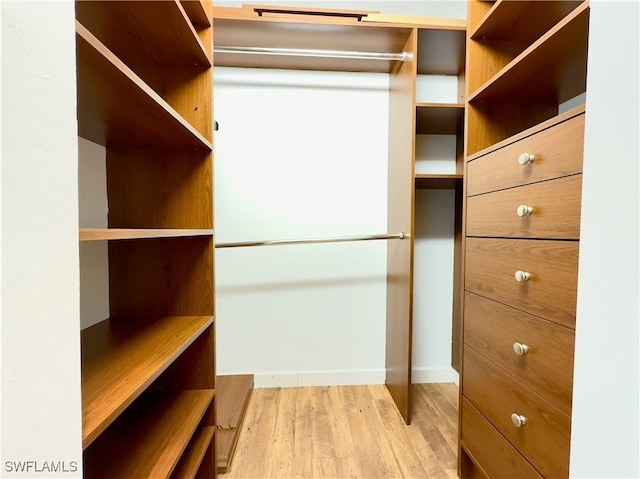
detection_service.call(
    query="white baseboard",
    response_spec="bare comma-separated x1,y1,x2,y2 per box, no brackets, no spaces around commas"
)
253,369,386,389
248,367,459,389
412,366,459,386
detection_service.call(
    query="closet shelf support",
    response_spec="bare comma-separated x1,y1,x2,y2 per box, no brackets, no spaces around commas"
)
216,232,406,249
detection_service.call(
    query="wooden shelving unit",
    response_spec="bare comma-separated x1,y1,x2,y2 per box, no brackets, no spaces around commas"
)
84,390,215,479
461,2,590,477
415,174,462,190
76,1,216,477
416,103,464,135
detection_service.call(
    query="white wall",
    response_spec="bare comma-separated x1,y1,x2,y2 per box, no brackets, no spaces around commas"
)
215,0,467,19
214,68,390,387
1,1,82,476
570,2,640,477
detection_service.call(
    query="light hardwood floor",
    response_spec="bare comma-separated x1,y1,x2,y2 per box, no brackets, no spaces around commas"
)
220,383,459,479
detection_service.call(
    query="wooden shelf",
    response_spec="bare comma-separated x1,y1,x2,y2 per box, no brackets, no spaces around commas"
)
415,174,462,190
81,315,214,448
471,1,583,42
213,9,413,73
76,21,213,150
84,389,214,479
80,228,214,242
416,103,464,135
75,1,211,67
171,426,215,479
468,3,589,104
216,374,254,473
180,0,212,28
417,28,466,75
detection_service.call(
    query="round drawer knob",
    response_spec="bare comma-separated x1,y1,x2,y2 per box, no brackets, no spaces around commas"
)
518,153,535,165
515,270,531,282
513,342,530,355
511,413,528,427
517,205,533,217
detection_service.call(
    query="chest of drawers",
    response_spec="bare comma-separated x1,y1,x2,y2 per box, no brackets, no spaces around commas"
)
460,106,585,478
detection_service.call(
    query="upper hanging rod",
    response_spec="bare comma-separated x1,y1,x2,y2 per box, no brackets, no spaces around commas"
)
213,46,409,62
216,232,406,249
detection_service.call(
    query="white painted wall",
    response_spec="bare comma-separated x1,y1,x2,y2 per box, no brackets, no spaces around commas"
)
214,68,390,387
215,0,467,19
1,1,82,476
570,1,640,477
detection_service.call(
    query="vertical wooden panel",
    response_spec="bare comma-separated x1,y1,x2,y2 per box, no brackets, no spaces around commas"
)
385,29,417,424
109,236,214,317
107,148,213,229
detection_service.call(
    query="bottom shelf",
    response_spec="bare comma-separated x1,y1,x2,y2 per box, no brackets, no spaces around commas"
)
84,389,215,479
171,426,216,479
216,374,254,473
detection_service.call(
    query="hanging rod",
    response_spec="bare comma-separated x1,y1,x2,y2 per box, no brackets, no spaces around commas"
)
213,46,409,62
216,232,406,249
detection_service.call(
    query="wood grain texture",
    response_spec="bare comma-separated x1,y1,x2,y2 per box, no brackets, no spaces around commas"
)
464,292,575,415
171,427,216,479
108,237,214,318
469,3,590,104
106,149,213,229
220,384,459,479
471,1,584,42
80,228,214,242
464,238,579,328
181,0,212,28
467,112,584,195
81,315,214,448
75,22,212,150
213,16,412,73
465,101,557,157
417,28,466,75
461,398,543,479
414,174,462,190
463,348,571,479
416,103,464,135
216,375,254,472
466,174,583,240
385,29,417,424
84,390,214,479
75,1,211,67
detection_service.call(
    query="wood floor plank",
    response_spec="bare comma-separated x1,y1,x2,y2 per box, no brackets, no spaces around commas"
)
220,383,459,479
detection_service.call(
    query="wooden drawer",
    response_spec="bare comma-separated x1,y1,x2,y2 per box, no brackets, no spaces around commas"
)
461,397,543,479
467,113,584,196
464,292,575,415
465,238,578,328
466,175,582,240
463,348,571,479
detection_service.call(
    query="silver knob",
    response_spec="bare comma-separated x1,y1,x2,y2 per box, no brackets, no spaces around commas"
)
511,413,527,427
515,270,531,282
517,205,533,217
513,342,530,355
518,153,535,165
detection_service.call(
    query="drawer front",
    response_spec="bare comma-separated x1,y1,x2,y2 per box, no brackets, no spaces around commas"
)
466,175,582,240
461,398,543,479
467,113,584,196
465,238,579,328
464,292,575,415
463,348,571,479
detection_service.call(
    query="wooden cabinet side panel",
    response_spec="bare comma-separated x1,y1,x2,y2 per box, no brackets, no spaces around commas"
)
385,29,417,424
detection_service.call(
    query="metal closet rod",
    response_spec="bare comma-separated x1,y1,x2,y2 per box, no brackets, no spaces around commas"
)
213,45,409,62
216,232,406,249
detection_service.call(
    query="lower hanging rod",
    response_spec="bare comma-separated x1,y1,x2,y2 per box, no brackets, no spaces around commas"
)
214,45,409,62
216,232,406,249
